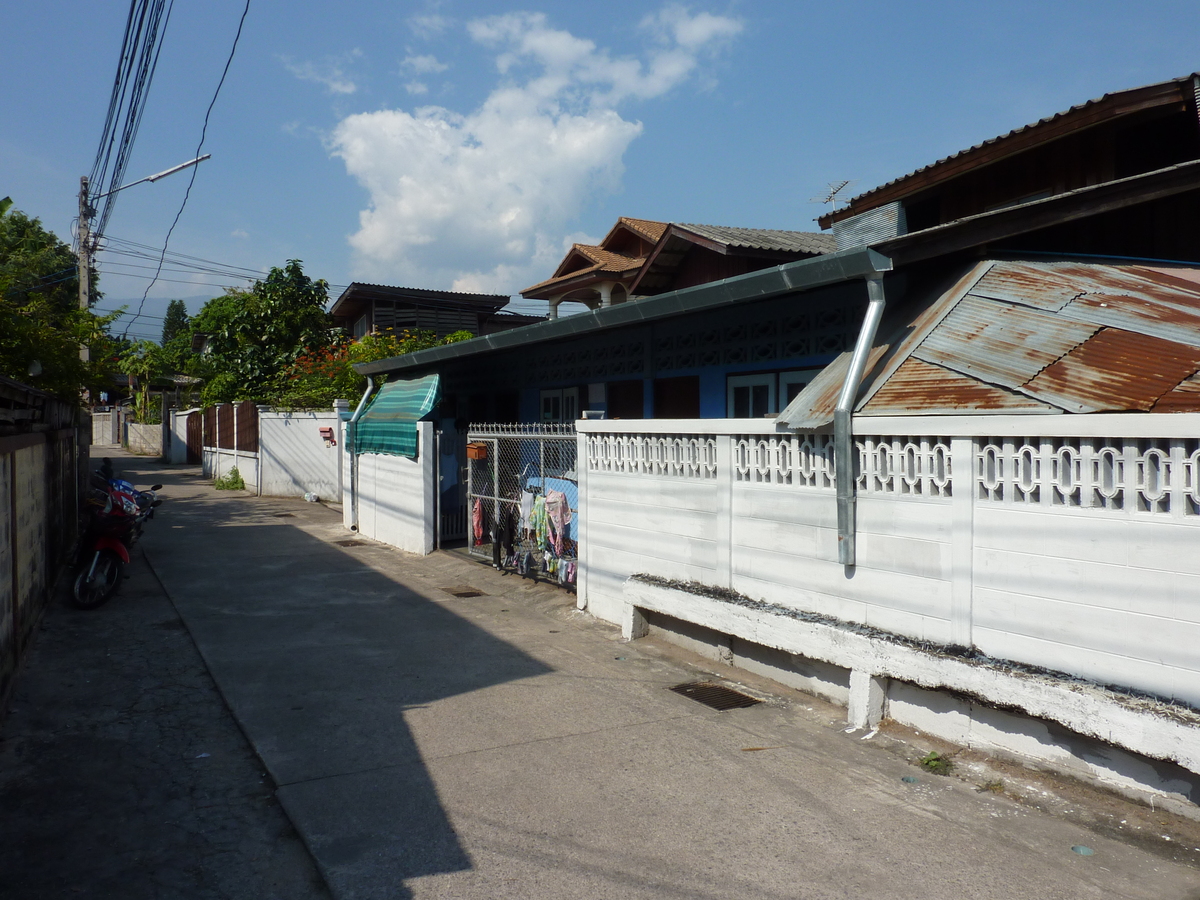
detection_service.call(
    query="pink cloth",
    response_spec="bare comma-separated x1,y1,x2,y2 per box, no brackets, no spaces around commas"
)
544,490,572,556
472,498,484,546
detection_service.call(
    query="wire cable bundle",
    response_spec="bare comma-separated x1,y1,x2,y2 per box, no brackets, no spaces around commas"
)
87,0,175,247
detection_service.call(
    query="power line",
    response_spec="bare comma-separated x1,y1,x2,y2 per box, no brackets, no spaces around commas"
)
125,0,251,338
89,0,176,244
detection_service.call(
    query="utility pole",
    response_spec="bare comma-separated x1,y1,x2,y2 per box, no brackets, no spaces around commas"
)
77,175,93,362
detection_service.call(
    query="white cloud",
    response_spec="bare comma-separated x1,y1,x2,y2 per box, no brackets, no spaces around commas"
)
402,53,449,74
408,13,452,39
331,7,741,294
404,81,429,95
281,49,363,95
231,229,249,239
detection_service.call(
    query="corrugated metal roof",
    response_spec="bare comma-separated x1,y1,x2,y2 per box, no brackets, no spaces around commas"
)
1152,372,1200,412
967,261,1089,310
777,258,1200,426
776,343,893,431
862,358,1055,414
1020,327,1200,412
1060,287,1200,349
913,294,1099,389
677,223,838,256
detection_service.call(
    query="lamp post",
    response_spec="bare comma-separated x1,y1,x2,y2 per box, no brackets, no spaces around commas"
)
76,154,211,358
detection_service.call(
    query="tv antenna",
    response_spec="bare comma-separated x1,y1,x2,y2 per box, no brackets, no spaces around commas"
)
810,180,854,211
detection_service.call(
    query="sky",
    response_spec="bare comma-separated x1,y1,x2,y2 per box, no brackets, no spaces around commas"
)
3,0,1199,341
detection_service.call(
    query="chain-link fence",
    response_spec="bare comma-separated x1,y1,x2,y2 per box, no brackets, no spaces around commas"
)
466,423,578,587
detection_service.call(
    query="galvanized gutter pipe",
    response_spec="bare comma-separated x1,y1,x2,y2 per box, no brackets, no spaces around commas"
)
346,378,376,532
835,274,888,566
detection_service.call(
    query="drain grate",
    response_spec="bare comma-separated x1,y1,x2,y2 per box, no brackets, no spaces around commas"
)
441,586,484,598
335,539,366,547
669,681,762,711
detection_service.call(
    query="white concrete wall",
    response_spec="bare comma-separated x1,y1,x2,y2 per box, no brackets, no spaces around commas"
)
578,415,1200,711
258,410,342,501
347,421,435,555
166,408,198,464
202,447,259,490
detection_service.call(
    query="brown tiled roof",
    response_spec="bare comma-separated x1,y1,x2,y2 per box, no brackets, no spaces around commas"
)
572,245,645,271
520,244,645,296
617,217,669,242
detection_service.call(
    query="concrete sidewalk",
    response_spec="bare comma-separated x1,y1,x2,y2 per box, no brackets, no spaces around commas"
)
130,456,1200,900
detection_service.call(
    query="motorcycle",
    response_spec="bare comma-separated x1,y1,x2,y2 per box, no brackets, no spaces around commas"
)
72,461,162,610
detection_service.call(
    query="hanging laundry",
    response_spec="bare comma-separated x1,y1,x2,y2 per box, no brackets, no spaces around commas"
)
544,490,572,557
519,490,535,534
529,494,549,554
472,498,484,546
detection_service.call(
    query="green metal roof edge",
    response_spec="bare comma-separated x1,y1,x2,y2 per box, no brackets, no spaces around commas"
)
354,246,893,377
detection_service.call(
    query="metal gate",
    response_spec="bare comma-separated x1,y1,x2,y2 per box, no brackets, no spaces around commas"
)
466,423,578,586
436,427,468,545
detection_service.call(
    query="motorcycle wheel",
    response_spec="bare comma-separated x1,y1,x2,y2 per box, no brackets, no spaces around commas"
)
72,550,124,610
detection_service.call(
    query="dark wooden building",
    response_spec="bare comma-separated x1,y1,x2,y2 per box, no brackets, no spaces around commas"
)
329,283,543,340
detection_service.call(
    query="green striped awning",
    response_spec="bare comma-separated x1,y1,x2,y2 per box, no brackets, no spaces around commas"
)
353,374,440,459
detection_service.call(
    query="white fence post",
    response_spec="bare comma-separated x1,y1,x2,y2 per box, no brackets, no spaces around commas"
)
715,434,733,589
950,435,975,648
576,429,589,610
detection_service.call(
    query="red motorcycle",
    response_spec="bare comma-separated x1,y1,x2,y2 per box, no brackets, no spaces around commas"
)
71,471,161,610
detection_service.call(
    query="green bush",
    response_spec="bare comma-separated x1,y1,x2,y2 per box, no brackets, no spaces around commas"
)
213,466,245,491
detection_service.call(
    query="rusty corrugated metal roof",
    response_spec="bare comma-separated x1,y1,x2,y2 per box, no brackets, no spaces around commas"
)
778,258,1200,427
1060,279,1200,348
862,358,1055,415
1020,327,1200,412
967,261,1090,310
1152,372,1200,412
913,295,1098,389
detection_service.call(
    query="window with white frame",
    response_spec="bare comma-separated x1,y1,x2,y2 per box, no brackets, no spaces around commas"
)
540,387,579,423
727,373,775,418
778,368,823,406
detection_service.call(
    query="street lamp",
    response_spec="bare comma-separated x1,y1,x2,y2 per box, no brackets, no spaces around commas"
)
76,154,211,318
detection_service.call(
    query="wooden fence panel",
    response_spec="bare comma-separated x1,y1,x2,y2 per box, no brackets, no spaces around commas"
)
236,401,259,452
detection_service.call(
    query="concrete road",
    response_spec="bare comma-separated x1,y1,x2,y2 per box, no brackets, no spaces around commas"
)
0,452,329,900
119,455,1200,899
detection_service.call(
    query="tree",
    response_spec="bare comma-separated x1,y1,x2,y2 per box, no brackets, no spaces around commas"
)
161,299,189,344
276,329,474,409
0,199,114,400
189,260,334,405
117,340,167,423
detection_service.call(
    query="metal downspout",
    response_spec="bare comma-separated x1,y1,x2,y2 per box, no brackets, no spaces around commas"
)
835,274,887,566
346,378,377,532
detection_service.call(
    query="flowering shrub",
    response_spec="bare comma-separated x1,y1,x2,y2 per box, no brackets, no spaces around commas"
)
273,329,473,409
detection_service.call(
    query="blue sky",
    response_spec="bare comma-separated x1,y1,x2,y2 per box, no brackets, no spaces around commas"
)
3,0,1198,339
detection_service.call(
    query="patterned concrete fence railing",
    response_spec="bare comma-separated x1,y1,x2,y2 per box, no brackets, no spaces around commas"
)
576,414,1200,711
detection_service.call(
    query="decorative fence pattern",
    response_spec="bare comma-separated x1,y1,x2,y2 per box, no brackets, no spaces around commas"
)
976,436,1200,517
586,429,1200,519
576,415,1200,708
586,434,718,479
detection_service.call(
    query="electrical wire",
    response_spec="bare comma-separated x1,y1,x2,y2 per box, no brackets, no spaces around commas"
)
89,0,175,243
124,0,250,338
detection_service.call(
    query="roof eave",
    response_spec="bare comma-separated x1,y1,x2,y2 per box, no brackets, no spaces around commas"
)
356,246,894,377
